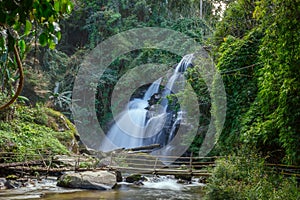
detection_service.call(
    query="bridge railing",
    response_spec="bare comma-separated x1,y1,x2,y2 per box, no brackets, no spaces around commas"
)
108,152,219,177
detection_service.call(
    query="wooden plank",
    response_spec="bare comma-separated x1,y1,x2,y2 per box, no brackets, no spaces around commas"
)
6,166,106,173
112,156,216,164
0,160,44,168
116,153,221,159
173,161,215,165
109,166,211,176
113,162,214,169
265,163,300,169
110,166,208,173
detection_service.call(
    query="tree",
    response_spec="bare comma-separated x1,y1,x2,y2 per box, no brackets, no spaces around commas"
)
214,0,257,46
0,0,73,110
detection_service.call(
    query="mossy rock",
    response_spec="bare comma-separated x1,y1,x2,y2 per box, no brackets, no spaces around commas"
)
113,170,123,182
44,108,79,153
125,174,143,183
45,108,77,133
57,171,117,190
57,174,72,187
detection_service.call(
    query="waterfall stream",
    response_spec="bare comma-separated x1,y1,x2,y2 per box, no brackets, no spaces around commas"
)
100,54,194,152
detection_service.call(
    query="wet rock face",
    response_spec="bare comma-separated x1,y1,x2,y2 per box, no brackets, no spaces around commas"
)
57,171,116,190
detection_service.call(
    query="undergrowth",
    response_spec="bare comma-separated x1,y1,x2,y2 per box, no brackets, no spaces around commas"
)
0,105,77,162
206,153,299,200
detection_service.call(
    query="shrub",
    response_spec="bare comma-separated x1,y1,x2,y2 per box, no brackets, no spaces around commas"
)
206,153,300,200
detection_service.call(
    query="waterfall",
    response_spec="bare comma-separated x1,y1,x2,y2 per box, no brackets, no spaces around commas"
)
100,54,194,152
143,78,162,101
168,111,183,144
160,54,193,111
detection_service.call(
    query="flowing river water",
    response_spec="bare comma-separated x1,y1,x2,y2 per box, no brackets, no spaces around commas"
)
0,176,206,200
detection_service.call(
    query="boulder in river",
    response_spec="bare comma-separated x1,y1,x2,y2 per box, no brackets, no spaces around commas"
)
174,174,192,182
125,174,147,183
114,170,123,182
57,171,116,190
125,174,142,183
4,180,21,189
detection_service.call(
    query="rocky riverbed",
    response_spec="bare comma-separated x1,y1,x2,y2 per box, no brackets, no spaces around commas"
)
0,171,206,200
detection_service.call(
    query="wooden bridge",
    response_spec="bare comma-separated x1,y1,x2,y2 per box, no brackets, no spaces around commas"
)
0,148,216,177
108,152,215,177
0,148,299,179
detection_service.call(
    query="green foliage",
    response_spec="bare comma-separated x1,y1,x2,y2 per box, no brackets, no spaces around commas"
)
213,30,262,153
79,0,212,48
211,0,300,165
242,0,300,165
0,105,78,162
33,48,81,116
0,0,73,109
206,153,300,200
185,66,211,153
214,0,257,46
0,0,73,49
0,122,68,162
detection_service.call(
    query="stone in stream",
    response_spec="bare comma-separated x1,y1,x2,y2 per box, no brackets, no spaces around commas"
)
174,174,192,182
57,171,117,190
0,178,6,189
125,174,142,183
4,180,22,189
125,174,148,183
114,170,123,182
198,176,207,184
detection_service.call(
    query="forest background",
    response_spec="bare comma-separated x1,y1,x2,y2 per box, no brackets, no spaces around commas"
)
0,0,299,199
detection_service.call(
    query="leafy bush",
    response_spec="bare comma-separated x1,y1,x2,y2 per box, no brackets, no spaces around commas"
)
206,153,300,200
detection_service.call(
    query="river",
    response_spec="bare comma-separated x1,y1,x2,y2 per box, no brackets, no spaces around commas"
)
0,176,206,200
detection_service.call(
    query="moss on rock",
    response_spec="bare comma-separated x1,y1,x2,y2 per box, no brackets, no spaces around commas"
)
125,174,143,183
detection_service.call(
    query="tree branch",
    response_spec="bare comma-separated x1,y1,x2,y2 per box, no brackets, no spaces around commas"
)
0,44,24,110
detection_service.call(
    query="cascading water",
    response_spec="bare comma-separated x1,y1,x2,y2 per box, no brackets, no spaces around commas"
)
143,77,162,101
100,54,194,152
